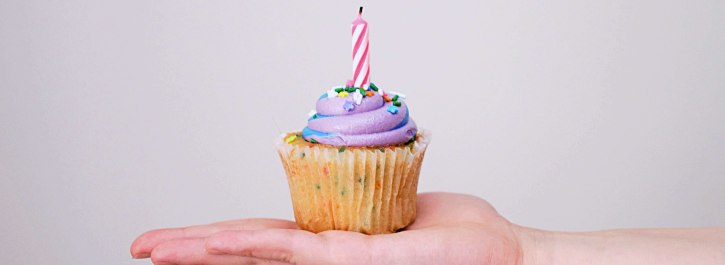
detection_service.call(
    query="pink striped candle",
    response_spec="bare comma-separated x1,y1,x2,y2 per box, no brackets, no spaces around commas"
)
351,7,369,88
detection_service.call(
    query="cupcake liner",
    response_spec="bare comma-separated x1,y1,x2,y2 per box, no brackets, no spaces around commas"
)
275,129,431,234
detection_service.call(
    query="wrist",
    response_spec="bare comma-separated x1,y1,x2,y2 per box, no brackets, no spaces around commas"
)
513,225,554,265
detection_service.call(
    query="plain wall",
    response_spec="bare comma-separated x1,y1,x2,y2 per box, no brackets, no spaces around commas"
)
1,0,724,264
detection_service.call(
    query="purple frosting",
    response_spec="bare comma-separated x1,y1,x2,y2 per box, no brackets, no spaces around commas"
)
303,90,417,146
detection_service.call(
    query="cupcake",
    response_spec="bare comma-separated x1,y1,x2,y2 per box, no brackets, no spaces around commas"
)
274,84,431,235
274,7,431,235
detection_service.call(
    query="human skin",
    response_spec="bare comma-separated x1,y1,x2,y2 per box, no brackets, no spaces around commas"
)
130,192,725,265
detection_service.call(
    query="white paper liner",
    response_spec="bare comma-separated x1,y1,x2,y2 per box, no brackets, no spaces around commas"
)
274,129,431,234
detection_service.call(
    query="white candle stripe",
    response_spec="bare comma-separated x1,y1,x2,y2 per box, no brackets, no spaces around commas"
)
352,28,367,60
351,24,365,51
352,30,368,76
354,53,368,87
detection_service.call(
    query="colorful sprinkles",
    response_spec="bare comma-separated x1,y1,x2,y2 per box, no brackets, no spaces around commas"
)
388,91,406,99
285,135,297,143
343,100,355,111
327,90,338,98
307,83,410,145
353,90,363,105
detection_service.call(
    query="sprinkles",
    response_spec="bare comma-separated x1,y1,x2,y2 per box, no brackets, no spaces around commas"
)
285,135,297,143
353,90,363,105
392,95,399,102
338,91,349,97
366,91,374,97
343,100,355,111
388,91,407,99
311,139,318,144
370,83,379,91
327,89,338,98
387,105,399,114
339,146,346,152
383,95,392,102
393,101,402,107
308,109,317,117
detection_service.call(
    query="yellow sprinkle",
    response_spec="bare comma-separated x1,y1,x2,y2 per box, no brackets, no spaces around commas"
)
285,135,297,143
338,91,349,97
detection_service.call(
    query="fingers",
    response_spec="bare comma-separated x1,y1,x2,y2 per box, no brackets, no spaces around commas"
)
206,229,369,265
150,237,292,265
131,219,298,259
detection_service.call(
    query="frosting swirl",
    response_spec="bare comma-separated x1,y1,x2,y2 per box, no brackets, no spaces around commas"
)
302,89,417,146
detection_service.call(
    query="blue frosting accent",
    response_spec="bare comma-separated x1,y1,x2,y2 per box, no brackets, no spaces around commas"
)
390,105,409,130
308,113,333,121
302,126,337,138
318,93,328,101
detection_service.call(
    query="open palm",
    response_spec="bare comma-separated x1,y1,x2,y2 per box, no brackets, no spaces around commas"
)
131,192,524,265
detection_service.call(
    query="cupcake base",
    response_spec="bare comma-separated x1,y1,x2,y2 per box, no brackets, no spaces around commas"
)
275,129,431,234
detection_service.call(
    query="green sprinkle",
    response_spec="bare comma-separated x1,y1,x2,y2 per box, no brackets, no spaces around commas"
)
393,101,402,107
311,139,318,144
358,178,362,183
372,206,376,212
379,148,385,152
301,153,305,158
313,114,317,119
392,95,399,102
339,146,346,152
316,185,321,190
347,86,356,92
341,187,346,196
335,87,344,93
359,87,366,97
370,83,379,91
405,135,416,145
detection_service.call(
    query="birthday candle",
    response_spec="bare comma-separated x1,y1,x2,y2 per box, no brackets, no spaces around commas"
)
351,7,370,88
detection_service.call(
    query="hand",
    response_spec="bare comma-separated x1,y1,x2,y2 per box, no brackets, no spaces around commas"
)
131,192,527,265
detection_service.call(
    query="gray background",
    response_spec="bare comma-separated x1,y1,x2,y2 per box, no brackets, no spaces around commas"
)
1,0,724,264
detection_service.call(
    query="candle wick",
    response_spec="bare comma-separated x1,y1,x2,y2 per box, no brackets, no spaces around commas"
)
359,6,363,15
